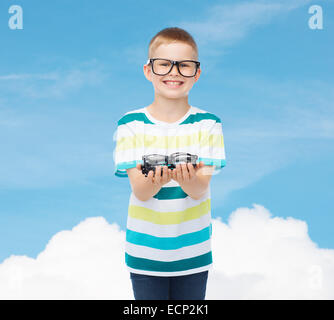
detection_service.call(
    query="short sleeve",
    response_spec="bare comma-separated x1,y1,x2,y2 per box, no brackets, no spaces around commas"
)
198,118,226,175
113,119,143,178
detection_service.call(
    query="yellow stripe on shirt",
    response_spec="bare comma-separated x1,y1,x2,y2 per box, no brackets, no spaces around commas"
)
128,198,211,225
116,131,224,151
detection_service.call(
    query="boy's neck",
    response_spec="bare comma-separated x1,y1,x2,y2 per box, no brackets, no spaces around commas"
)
147,96,191,123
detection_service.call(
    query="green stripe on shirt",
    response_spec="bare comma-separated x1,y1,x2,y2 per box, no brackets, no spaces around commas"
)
126,225,212,250
153,186,188,199
118,112,154,125
180,112,221,124
125,251,212,272
118,111,221,126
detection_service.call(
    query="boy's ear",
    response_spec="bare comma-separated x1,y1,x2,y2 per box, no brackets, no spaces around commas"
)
194,67,201,82
143,64,152,82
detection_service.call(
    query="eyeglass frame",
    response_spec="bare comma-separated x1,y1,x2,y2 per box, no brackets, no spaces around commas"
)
146,58,200,78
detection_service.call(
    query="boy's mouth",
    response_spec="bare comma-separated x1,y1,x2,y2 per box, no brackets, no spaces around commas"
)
162,80,184,88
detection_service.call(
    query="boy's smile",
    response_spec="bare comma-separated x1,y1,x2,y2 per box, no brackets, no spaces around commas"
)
162,79,184,88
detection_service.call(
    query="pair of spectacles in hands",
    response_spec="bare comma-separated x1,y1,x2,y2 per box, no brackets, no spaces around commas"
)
141,152,198,177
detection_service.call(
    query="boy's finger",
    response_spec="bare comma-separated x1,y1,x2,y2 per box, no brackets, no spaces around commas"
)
166,169,171,182
154,166,161,184
176,164,182,181
171,168,176,180
187,162,195,177
172,167,178,181
148,170,154,181
162,166,168,182
181,163,189,181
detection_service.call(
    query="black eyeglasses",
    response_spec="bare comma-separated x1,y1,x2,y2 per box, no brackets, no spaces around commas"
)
141,152,198,176
147,58,200,77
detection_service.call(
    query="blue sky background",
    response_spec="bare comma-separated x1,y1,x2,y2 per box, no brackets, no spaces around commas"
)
0,0,333,263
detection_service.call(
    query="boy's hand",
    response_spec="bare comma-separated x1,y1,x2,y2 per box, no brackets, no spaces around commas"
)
136,163,172,187
172,161,205,184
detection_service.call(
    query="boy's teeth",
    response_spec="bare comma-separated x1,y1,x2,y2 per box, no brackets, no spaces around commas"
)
165,81,182,84
163,80,184,88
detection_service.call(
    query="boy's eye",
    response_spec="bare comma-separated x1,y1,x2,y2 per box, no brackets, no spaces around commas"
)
180,63,189,68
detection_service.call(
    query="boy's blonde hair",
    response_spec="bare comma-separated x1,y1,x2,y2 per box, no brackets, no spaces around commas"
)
148,27,198,60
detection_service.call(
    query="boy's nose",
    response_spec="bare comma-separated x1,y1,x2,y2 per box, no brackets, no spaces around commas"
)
169,64,179,75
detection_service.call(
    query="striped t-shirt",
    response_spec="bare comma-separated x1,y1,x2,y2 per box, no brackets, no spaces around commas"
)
113,105,226,276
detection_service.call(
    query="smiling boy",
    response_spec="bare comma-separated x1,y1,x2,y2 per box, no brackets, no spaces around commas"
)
114,27,226,300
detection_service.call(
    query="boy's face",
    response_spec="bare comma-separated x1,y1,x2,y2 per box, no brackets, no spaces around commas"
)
143,41,201,100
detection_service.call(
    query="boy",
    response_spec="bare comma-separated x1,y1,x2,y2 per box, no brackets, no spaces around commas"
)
114,27,226,300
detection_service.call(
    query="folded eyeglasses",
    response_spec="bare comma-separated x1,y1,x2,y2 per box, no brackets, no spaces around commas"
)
141,152,198,176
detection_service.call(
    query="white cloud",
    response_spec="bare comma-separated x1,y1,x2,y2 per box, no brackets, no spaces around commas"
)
0,60,109,99
1,204,333,299
179,0,312,48
207,204,334,299
0,217,131,299
0,73,59,81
